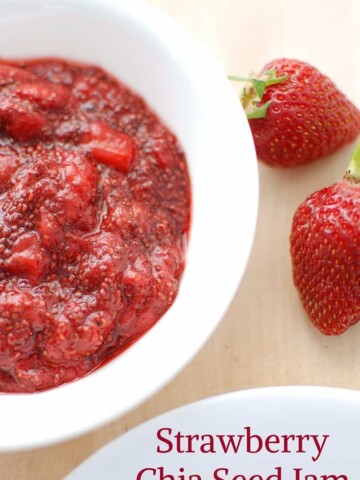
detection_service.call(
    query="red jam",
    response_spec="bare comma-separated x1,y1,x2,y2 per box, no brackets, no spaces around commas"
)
0,58,191,392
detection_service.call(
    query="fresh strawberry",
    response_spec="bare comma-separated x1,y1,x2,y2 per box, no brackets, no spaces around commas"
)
230,59,360,167
290,141,360,334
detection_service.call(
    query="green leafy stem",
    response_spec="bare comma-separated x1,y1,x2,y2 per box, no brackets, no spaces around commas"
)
347,140,360,181
228,67,288,119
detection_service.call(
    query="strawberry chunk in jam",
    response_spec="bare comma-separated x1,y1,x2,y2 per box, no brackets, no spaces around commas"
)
0,58,191,392
82,120,135,173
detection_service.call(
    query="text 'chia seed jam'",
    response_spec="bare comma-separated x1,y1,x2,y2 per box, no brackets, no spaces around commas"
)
0,58,191,392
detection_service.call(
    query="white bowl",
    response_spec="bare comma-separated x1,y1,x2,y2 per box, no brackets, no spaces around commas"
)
0,0,258,450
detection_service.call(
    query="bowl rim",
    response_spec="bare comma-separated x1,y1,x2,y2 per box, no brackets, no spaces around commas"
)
0,0,258,450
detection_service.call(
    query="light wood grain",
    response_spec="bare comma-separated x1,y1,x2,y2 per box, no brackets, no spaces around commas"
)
1,1,360,478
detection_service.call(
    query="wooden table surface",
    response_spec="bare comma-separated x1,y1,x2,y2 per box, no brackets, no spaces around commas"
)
1,0,360,478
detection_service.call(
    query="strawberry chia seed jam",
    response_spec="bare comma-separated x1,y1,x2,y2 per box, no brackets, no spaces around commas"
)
0,59,191,392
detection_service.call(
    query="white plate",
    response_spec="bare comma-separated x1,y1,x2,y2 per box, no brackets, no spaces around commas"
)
67,387,360,478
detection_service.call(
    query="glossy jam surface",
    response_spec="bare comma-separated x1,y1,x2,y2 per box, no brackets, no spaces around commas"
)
0,59,191,392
